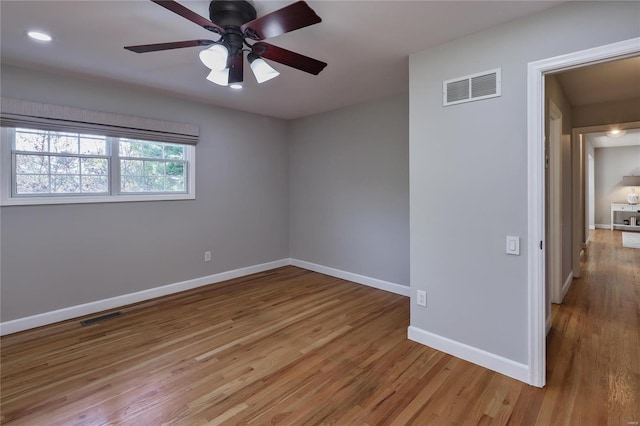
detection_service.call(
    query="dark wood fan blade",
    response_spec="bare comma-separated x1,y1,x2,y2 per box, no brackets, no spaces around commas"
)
151,0,224,34
241,1,321,40
252,42,326,75
228,53,244,84
124,39,215,53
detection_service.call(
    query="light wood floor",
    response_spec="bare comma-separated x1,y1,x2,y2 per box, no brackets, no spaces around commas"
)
1,230,638,425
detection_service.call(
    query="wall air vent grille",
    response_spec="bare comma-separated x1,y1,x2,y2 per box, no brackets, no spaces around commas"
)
446,79,470,104
443,68,501,106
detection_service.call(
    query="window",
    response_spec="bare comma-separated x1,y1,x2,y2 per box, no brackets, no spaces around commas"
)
119,138,187,193
1,127,195,205
12,128,110,195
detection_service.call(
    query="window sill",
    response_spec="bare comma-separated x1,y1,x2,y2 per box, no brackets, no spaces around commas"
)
0,193,195,206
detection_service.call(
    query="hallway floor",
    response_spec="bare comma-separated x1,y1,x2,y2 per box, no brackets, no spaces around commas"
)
540,229,639,424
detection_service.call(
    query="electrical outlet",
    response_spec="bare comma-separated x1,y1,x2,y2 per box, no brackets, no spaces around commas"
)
204,251,212,262
417,290,427,307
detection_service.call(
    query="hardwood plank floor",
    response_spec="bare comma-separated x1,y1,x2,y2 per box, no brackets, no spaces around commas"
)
1,229,638,425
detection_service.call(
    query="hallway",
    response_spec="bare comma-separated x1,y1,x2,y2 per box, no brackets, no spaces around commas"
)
540,229,639,424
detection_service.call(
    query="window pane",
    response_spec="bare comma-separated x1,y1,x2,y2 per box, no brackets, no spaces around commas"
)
166,162,184,177
121,159,143,176
16,154,49,174
81,158,108,175
119,139,163,158
51,175,80,193
51,156,80,175
16,175,49,194
121,176,144,192
79,136,107,155
143,161,165,176
166,177,185,191
118,141,134,157
164,145,184,160
50,133,79,154
144,177,165,192
82,176,108,193
15,130,48,152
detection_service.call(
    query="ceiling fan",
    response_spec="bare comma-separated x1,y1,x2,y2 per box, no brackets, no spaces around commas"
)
124,0,327,89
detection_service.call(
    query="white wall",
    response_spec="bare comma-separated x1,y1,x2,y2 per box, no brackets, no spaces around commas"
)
289,94,409,287
409,0,640,369
1,65,290,321
594,145,640,226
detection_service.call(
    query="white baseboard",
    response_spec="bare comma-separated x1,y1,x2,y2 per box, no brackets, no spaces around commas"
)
1,258,408,335
588,225,595,230
407,325,530,384
595,224,610,229
561,270,573,300
289,258,410,297
0,259,290,336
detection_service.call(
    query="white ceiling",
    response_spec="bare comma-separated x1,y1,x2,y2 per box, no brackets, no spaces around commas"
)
586,128,640,149
0,0,564,120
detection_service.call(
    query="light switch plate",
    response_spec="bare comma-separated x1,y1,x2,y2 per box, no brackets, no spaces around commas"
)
506,236,520,255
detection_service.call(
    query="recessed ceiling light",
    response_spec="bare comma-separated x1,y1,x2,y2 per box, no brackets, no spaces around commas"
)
27,31,52,42
229,83,243,90
606,129,626,138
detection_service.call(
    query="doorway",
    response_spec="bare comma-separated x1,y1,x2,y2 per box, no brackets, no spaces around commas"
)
526,37,640,388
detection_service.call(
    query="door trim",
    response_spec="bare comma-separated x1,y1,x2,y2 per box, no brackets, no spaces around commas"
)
526,37,640,388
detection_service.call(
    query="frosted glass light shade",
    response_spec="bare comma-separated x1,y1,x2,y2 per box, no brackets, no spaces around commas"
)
249,57,279,83
206,68,229,86
199,44,228,71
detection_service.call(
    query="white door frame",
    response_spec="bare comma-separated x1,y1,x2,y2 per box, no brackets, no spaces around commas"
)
526,37,640,388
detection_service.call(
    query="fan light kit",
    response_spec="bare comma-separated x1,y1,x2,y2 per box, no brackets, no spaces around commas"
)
125,0,327,89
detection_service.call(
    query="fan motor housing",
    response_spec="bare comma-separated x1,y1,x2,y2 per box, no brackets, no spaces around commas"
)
209,1,257,28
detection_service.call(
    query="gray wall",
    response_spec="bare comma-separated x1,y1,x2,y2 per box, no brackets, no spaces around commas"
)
594,145,640,226
409,1,640,363
586,141,596,232
289,94,409,286
1,65,290,321
545,75,574,308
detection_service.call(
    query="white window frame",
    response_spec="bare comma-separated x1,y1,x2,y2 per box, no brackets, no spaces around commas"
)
1,127,196,206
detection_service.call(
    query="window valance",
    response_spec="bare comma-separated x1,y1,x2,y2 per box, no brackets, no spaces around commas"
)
0,97,199,145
